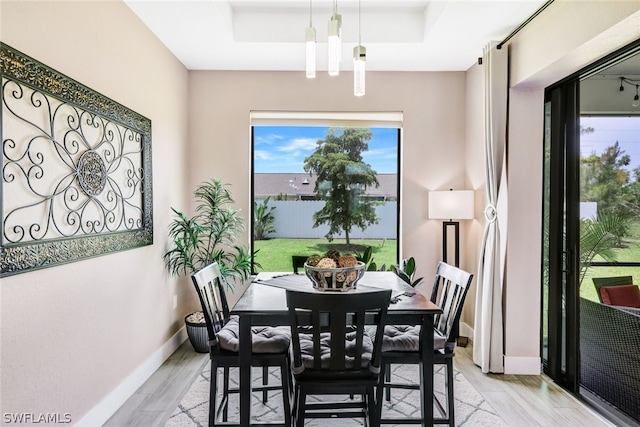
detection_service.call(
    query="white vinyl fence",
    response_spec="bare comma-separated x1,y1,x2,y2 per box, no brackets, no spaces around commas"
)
266,200,396,239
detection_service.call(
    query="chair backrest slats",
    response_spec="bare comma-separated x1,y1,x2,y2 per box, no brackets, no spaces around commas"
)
286,289,391,375
289,308,303,370
331,310,347,371
354,311,366,370
430,262,473,343
312,310,322,370
191,262,228,349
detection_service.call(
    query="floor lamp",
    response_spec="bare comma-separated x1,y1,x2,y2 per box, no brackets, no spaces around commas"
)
428,189,474,345
428,190,474,267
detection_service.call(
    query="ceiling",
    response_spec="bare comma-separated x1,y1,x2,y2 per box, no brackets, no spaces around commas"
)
124,0,550,72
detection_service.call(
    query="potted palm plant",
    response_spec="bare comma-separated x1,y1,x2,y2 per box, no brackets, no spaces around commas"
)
163,178,255,352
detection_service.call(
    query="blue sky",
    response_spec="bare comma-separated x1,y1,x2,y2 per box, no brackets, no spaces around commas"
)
253,126,398,173
580,116,640,171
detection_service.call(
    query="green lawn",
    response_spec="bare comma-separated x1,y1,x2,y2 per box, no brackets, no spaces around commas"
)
253,238,397,272
254,226,640,300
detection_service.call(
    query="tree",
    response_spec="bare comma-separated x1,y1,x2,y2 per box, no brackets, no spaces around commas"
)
581,141,633,218
303,127,380,245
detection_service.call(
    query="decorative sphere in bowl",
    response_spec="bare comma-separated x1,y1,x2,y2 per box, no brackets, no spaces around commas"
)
304,261,366,291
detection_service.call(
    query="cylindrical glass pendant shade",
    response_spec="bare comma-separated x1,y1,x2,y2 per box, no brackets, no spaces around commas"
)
305,26,316,79
328,13,341,76
353,45,366,96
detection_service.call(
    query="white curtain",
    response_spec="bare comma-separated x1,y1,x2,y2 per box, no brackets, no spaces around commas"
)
473,42,508,374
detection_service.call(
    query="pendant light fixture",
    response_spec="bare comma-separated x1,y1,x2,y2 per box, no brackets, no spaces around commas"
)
617,77,640,108
305,0,316,79
327,0,341,76
353,0,366,96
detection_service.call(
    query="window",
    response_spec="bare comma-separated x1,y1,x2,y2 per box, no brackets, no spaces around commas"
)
251,112,401,273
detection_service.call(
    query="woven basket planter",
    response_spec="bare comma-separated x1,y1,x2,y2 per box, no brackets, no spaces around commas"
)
304,261,365,291
185,312,209,353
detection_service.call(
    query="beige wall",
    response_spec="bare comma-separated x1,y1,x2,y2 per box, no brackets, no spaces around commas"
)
188,70,471,308
509,0,640,89
0,1,191,424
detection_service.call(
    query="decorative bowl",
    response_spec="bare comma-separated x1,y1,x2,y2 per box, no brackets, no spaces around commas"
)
304,261,366,292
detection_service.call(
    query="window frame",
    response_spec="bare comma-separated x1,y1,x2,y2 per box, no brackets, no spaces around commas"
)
250,112,403,273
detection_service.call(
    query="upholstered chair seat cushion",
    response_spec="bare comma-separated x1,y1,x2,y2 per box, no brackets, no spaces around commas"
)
366,325,446,352
599,284,640,308
292,326,373,373
217,316,291,353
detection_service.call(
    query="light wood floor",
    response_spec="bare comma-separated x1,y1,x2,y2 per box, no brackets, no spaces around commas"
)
106,341,616,427
454,346,615,427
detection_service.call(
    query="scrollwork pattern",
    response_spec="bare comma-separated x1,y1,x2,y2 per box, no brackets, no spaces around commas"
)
1,43,152,277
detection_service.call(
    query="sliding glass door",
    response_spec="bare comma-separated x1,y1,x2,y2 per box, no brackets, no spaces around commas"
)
542,80,579,392
543,42,640,424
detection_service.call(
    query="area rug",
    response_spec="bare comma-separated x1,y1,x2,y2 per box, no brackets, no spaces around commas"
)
165,361,506,427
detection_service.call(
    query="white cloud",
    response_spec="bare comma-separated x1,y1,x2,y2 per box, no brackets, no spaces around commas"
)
255,133,285,146
277,137,317,153
254,150,273,160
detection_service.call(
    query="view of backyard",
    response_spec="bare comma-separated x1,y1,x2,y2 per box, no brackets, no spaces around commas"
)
573,67,640,425
254,238,397,272
579,115,640,302
252,124,400,272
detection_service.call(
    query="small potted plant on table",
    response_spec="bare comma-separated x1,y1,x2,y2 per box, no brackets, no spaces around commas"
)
163,178,254,352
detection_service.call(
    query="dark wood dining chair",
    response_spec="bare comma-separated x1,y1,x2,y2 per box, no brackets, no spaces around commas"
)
291,255,308,274
191,261,292,426
286,288,391,427
376,261,473,426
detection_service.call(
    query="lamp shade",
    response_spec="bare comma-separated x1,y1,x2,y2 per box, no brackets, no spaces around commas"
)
428,190,474,220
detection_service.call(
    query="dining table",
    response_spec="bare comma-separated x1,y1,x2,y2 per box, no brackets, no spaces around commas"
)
230,271,442,427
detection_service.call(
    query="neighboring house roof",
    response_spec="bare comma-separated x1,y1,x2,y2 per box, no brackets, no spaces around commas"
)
254,173,398,199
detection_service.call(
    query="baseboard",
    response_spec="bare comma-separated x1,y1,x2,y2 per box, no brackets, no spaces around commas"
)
504,355,541,375
459,322,474,341
75,326,188,427
458,323,541,375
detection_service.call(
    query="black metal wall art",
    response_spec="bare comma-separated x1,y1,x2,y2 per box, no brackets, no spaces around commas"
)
1,43,153,277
